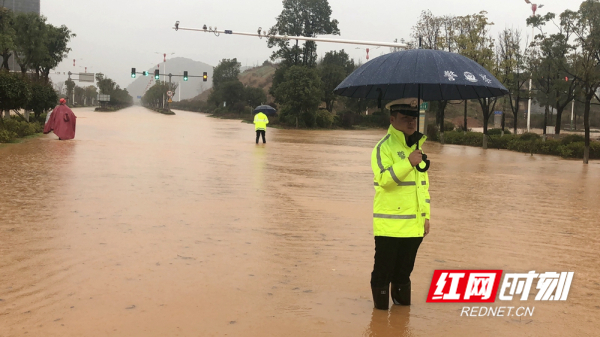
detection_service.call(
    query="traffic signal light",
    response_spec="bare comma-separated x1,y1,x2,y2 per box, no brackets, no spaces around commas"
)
154,69,160,80
131,68,136,78
183,71,188,81
203,72,208,82
143,71,148,76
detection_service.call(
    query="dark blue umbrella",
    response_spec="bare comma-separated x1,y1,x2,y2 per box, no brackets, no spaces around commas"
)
334,49,508,101
253,105,277,116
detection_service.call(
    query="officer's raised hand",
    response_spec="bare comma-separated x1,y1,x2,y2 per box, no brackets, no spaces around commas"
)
408,150,422,167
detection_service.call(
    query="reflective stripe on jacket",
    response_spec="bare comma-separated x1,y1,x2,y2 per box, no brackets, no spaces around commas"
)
371,125,430,238
254,112,269,131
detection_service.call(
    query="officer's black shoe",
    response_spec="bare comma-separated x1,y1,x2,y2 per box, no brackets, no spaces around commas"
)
371,286,390,310
391,281,411,305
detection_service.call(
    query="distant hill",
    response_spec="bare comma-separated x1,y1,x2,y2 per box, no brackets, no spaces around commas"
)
191,63,277,102
126,57,214,101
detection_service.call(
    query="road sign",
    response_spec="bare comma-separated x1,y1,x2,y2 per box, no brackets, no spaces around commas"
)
167,91,173,97
98,94,110,102
420,102,429,110
137,96,142,99
79,73,95,82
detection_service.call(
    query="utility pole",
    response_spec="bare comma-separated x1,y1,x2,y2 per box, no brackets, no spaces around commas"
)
525,0,544,133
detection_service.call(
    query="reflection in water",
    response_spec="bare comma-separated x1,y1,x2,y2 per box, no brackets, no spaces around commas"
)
364,306,412,337
0,107,599,336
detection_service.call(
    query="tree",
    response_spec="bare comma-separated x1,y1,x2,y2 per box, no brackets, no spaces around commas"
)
212,58,241,89
497,28,529,135
561,0,600,164
84,85,97,106
268,0,339,67
38,24,75,81
25,79,57,117
528,13,576,136
65,79,75,102
13,12,46,75
74,85,85,105
454,11,497,146
411,10,443,49
0,7,15,70
0,72,31,119
274,65,322,127
245,87,267,108
410,11,449,142
318,50,354,112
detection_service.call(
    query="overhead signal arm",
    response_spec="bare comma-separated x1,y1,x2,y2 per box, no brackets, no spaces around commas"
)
172,22,408,49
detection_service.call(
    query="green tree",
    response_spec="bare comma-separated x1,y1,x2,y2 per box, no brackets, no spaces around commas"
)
141,81,175,109
268,0,339,67
245,86,267,108
496,28,529,135
411,10,443,50
0,7,15,70
25,79,57,117
84,85,97,106
0,72,31,119
318,50,354,112
561,0,600,164
13,12,46,75
455,11,497,145
410,11,450,142
274,65,322,127
212,58,241,89
38,24,75,81
528,13,576,136
65,79,75,103
74,85,85,105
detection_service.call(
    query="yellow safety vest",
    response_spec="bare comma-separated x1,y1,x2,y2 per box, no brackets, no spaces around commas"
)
371,125,430,237
254,112,269,131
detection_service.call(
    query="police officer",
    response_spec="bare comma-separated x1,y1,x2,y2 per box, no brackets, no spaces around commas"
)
370,98,431,310
254,111,269,144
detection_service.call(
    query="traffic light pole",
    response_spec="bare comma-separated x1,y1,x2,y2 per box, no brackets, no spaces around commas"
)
172,23,407,49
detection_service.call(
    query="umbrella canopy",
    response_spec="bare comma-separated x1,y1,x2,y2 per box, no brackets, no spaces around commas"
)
334,49,508,101
253,105,277,116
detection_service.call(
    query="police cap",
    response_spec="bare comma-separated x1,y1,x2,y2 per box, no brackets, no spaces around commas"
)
386,98,420,117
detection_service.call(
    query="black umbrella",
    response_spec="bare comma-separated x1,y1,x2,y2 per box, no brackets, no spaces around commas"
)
253,105,277,116
334,49,508,173
334,49,508,101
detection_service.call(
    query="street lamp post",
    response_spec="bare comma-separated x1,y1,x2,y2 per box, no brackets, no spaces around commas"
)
525,0,544,133
155,52,175,109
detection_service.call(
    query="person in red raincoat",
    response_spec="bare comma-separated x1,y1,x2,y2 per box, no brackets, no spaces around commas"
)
44,98,77,140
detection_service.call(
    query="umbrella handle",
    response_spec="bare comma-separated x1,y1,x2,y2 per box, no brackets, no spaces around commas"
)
415,154,430,173
415,142,430,172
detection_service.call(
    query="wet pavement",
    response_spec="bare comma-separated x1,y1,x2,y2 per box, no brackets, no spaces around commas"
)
1,106,599,336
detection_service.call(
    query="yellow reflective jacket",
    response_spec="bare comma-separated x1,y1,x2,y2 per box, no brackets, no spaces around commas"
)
371,125,430,237
254,112,269,131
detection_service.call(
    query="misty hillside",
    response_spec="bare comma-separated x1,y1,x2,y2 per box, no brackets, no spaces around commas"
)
126,57,214,101
191,63,276,102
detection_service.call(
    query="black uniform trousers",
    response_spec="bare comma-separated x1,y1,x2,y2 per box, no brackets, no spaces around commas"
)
256,130,266,143
370,236,423,288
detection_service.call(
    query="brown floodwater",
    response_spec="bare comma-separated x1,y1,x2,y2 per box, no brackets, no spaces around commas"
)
1,106,599,336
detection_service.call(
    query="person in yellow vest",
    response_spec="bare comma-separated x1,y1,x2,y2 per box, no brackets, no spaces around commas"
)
370,98,431,310
253,112,269,144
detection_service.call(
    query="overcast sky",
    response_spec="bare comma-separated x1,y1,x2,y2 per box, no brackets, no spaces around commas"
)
42,0,580,89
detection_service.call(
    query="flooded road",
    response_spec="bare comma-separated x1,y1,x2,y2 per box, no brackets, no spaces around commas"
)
1,106,599,336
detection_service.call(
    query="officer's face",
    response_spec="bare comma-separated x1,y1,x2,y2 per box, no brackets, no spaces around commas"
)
390,113,417,135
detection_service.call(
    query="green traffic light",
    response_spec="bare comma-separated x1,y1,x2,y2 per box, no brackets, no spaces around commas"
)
131,74,136,78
